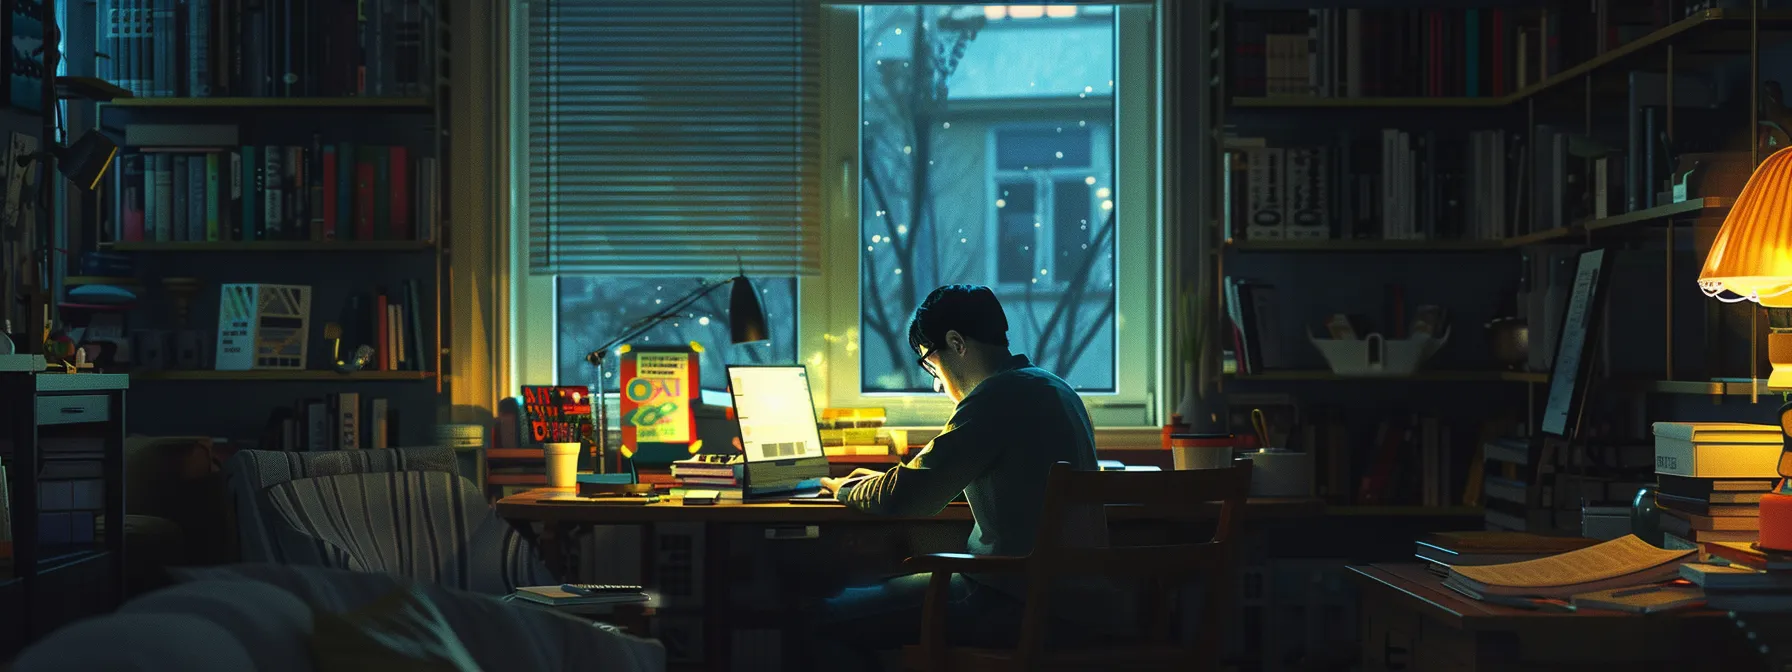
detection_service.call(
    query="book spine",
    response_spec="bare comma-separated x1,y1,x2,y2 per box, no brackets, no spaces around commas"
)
263,144,282,238
205,152,221,240
171,154,189,240
188,0,211,96
187,154,205,241
153,154,174,241
322,144,338,240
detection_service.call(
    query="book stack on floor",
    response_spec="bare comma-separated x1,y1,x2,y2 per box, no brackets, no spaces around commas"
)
1653,422,1784,553
1414,531,1598,577
667,454,744,500
1442,535,1698,612
1680,542,1792,612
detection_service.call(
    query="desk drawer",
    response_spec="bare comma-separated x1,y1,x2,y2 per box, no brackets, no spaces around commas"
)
36,394,111,426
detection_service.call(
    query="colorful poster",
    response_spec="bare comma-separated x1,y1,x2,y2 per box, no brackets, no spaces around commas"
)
520,385,594,445
623,351,694,444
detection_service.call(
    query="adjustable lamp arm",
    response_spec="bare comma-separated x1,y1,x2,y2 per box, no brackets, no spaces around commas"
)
584,277,733,367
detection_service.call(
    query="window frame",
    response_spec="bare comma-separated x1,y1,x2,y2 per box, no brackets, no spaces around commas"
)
984,122,1113,294
808,4,1159,428
509,2,1164,436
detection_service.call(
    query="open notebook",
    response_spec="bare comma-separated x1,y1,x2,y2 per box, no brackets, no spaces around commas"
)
1444,534,1694,598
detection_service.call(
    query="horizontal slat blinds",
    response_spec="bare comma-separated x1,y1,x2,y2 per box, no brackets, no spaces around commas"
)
526,0,822,276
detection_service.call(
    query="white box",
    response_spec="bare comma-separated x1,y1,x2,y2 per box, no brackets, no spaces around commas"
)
215,283,312,370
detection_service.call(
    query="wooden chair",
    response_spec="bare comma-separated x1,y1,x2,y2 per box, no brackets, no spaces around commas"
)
900,459,1254,671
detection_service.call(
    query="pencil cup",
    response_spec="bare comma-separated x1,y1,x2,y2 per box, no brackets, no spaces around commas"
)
545,443,581,488
1169,433,1234,470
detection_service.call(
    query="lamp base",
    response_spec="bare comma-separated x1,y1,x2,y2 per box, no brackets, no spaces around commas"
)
1763,488,1792,553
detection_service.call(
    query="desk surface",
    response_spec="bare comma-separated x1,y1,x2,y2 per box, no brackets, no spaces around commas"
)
495,488,1323,524
1348,564,1727,629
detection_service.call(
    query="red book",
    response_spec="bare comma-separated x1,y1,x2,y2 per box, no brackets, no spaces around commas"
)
389,146,409,240
355,159,376,240
322,146,338,240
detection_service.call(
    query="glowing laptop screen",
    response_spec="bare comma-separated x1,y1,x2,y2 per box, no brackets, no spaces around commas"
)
727,366,826,464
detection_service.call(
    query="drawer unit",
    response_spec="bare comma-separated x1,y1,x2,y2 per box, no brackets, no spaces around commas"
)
35,394,111,426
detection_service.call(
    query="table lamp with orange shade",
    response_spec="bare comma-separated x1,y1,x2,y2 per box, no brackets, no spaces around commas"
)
1699,145,1792,552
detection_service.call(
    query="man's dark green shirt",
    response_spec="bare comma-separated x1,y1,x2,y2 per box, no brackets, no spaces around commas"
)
836,354,1102,568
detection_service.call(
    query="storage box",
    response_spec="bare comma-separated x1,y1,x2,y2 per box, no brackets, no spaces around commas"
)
215,283,312,370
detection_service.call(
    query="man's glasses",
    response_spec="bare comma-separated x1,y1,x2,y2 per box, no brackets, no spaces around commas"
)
916,347,944,392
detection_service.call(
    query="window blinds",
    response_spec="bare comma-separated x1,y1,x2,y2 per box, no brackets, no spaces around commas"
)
526,0,822,276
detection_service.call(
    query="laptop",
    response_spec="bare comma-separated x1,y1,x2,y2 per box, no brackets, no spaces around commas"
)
726,365,834,501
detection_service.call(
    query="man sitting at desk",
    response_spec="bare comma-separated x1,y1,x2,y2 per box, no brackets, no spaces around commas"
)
811,284,1114,669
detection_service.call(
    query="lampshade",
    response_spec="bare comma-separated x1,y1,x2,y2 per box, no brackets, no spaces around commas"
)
728,275,769,345
16,129,119,191
1699,146,1792,307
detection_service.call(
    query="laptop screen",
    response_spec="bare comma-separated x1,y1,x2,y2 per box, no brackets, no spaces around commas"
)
727,366,826,464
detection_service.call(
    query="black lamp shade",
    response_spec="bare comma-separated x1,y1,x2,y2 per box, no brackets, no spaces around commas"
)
61,129,118,191
729,275,769,345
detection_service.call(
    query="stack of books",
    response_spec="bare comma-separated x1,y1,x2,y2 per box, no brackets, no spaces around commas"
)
668,454,744,500
1680,542,1792,612
1652,422,1783,551
1414,530,1597,576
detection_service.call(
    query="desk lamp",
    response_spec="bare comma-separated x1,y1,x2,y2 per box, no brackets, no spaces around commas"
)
582,273,768,472
1699,145,1792,552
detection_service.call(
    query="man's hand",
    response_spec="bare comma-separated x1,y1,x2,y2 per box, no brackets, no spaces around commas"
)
819,468,885,494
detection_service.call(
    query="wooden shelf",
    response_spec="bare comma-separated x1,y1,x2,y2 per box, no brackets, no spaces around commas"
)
1229,238,1501,252
1226,199,1730,254
1228,10,1792,110
1231,96,1506,109
62,276,140,287
103,240,433,252
1229,370,1546,382
1639,378,1775,396
488,449,545,459
1581,196,1732,233
130,370,434,381
103,96,431,110
1326,505,1483,517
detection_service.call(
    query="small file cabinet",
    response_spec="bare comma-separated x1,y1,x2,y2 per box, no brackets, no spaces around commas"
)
0,372,129,657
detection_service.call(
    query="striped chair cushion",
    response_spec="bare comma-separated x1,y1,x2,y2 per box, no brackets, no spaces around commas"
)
264,471,553,595
170,564,665,672
225,447,460,564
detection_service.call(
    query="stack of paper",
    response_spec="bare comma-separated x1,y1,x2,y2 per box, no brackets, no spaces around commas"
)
1444,534,1694,600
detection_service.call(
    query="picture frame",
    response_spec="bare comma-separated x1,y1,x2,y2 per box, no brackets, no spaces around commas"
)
1541,248,1612,440
3,0,46,113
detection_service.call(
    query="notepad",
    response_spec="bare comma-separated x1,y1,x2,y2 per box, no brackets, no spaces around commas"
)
1445,534,1695,598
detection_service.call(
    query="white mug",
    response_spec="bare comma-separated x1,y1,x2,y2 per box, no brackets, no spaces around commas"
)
544,442,582,488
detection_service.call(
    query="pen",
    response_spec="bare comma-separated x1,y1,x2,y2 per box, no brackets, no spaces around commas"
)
1610,585,1664,598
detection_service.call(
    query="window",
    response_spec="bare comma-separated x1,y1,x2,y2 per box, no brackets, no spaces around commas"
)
514,2,1159,428
848,4,1135,400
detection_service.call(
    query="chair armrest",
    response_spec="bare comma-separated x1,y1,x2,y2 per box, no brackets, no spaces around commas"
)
903,552,1030,574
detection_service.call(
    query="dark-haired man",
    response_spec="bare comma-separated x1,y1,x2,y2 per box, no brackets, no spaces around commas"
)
808,284,1112,669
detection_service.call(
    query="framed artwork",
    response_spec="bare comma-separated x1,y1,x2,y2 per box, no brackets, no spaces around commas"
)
4,0,45,113
1541,248,1612,440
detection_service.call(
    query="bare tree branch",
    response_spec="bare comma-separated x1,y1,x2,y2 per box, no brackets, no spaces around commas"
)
1033,209,1115,366
1061,293,1116,381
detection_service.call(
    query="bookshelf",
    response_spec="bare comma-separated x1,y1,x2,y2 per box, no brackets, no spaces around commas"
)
1208,0,1778,540
55,0,453,449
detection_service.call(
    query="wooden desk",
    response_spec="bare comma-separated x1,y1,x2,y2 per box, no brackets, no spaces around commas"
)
1351,564,1760,672
496,489,1319,669
495,488,1323,525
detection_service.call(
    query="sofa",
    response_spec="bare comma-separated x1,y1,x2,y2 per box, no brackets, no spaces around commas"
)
11,563,664,672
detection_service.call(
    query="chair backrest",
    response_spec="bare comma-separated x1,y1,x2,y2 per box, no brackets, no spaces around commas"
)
264,470,552,595
1013,459,1254,669
224,447,461,563
1028,459,1254,580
